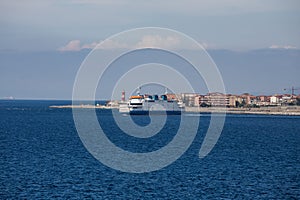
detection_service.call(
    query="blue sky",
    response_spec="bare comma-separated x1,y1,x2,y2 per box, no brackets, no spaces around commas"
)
1,0,300,51
0,1,299,99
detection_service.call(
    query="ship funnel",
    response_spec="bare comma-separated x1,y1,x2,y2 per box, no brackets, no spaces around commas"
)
121,90,125,102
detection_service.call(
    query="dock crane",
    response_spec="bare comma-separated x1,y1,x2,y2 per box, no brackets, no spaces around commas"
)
283,86,300,96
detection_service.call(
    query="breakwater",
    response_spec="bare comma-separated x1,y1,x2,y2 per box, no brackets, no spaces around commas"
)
49,105,116,109
50,104,300,115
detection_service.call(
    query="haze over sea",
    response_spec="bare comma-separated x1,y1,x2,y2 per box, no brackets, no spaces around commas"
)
1,100,299,199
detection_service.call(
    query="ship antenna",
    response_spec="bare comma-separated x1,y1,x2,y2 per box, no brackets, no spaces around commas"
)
165,87,168,94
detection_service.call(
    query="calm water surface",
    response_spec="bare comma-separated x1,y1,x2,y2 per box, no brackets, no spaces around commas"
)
0,100,299,199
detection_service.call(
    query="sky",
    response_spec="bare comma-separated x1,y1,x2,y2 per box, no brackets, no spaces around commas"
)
0,0,299,99
1,0,300,51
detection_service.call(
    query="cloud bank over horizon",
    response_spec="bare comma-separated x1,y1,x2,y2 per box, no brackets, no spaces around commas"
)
58,37,299,52
58,35,188,52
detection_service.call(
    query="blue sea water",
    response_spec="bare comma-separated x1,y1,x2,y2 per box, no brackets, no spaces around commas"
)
0,100,299,199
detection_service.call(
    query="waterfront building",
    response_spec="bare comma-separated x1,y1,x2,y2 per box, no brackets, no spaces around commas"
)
255,95,270,106
270,95,280,105
194,93,230,107
180,93,199,106
228,95,239,107
165,93,178,101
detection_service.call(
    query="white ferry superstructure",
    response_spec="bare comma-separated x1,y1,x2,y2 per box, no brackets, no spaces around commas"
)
120,94,183,115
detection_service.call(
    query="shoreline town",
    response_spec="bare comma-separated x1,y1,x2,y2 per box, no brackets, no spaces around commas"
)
50,91,300,116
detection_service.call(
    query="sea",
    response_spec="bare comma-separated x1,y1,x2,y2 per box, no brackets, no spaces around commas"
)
0,100,299,199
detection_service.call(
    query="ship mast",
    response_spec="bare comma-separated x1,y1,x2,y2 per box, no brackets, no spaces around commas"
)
137,87,141,96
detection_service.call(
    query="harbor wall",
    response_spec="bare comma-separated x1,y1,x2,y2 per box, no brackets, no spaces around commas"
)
49,104,300,115
185,106,300,115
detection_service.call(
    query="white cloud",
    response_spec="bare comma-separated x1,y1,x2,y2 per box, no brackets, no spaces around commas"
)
269,45,298,49
58,40,81,51
58,36,237,52
96,39,129,50
81,42,98,49
135,35,180,49
58,39,130,51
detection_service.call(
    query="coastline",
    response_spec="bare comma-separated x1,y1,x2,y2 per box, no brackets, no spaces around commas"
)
185,106,300,116
49,105,113,109
49,105,300,116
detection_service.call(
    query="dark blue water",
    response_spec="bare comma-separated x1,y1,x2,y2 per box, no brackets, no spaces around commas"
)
1,100,299,199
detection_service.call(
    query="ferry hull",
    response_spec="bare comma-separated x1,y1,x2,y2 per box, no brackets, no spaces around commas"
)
129,110,182,115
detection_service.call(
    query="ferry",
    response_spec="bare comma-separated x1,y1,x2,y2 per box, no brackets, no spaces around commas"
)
120,93,183,115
